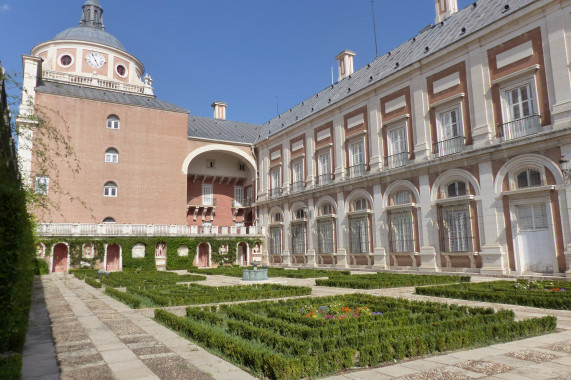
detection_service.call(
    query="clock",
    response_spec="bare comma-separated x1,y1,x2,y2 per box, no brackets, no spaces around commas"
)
86,52,106,68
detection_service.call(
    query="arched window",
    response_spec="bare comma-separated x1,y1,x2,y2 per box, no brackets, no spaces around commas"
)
103,182,118,197
105,148,118,163
106,115,120,130
392,190,412,205
272,212,282,223
293,208,306,220
516,169,541,189
353,198,369,211
102,217,115,223
446,181,466,198
320,202,334,216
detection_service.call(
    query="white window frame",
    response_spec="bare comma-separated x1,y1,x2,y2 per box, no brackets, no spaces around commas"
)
389,210,414,253
103,182,117,197
270,169,281,196
349,139,365,167
349,217,369,254
441,204,472,252
291,160,304,190
501,78,538,123
291,223,306,255
436,104,463,142
386,122,408,168
269,227,282,255
234,186,244,206
35,176,49,194
317,220,335,254
202,184,213,206
105,148,119,163
106,115,120,130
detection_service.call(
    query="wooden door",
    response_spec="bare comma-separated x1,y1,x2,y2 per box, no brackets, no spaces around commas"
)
52,244,68,272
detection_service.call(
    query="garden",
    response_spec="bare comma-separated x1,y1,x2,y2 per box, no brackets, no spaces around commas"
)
155,293,556,380
188,266,351,278
416,279,571,310
315,272,471,289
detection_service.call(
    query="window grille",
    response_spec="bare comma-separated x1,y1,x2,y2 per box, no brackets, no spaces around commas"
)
291,224,306,254
517,204,548,231
446,181,466,198
438,204,473,252
516,169,541,189
393,190,412,205
269,227,282,255
389,211,414,253
350,217,369,253
318,220,335,254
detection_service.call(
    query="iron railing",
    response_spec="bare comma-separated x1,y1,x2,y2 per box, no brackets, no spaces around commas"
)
315,173,333,186
346,163,367,179
498,114,541,141
385,152,409,169
290,181,306,193
269,187,282,199
433,136,465,157
232,198,252,208
187,197,217,207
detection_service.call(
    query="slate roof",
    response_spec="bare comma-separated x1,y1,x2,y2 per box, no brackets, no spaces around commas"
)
254,0,539,143
188,115,261,144
36,81,189,113
53,27,126,51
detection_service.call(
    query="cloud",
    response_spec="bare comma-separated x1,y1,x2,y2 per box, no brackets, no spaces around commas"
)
0,4,10,12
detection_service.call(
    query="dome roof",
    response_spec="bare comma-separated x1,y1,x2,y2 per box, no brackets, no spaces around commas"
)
53,27,125,51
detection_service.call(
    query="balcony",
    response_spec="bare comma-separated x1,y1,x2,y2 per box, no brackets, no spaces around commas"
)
232,198,252,208
385,152,409,169
498,114,541,142
290,181,306,193
269,187,282,199
187,197,217,208
36,223,264,237
346,164,367,179
433,136,465,157
42,70,152,95
315,173,333,186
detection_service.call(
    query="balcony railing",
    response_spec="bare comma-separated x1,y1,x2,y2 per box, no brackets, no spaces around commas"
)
346,163,367,179
315,173,333,186
36,223,264,237
232,198,252,208
385,152,409,169
290,181,306,193
269,187,282,199
433,136,465,157
42,70,152,95
187,197,217,207
498,114,541,142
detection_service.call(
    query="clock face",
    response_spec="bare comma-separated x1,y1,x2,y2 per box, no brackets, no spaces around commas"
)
86,52,106,68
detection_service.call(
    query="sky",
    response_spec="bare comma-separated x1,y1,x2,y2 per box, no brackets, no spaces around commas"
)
1,0,475,125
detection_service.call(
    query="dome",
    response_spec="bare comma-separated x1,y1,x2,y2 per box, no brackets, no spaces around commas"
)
53,27,125,51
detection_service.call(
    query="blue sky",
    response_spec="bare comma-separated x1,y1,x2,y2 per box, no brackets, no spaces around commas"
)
1,0,474,124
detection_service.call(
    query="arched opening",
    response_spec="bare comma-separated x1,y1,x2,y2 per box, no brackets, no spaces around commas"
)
106,244,121,271
197,243,210,268
237,242,249,266
52,243,68,272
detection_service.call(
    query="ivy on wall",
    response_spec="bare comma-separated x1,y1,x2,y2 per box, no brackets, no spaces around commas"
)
39,236,262,270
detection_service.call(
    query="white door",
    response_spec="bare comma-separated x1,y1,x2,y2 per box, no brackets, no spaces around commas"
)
516,203,554,273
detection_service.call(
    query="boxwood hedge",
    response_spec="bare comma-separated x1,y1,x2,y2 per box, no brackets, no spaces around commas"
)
315,273,470,289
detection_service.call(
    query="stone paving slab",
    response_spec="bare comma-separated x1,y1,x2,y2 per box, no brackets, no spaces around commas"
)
23,272,571,379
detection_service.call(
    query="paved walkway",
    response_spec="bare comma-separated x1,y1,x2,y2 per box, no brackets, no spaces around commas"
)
22,273,571,379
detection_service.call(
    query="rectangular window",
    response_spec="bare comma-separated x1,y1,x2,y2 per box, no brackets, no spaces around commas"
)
517,204,548,231
389,211,414,253
507,83,534,121
35,176,49,194
247,187,253,203
291,161,304,192
387,124,408,168
105,152,118,163
317,152,332,185
500,82,540,140
436,107,464,156
291,224,306,254
440,204,472,252
350,217,369,253
202,184,213,206
270,227,282,255
234,186,243,206
318,220,335,254
348,141,365,178
270,170,281,198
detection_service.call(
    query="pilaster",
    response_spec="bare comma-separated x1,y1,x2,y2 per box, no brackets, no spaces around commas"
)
418,174,439,271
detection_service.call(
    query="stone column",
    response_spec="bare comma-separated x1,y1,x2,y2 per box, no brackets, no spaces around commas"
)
372,183,388,268
368,97,383,173
306,197,317,267
282,202,291,266
333,113,346,181
411,74,430,160
306,134,316,188
478,161,508,275
335,191,348,268
468,46,494,147
546,10,571,129
418,174,439,272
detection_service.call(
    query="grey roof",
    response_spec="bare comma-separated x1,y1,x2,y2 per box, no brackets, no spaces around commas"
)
255,0,539,143
36,81,189,113
188,115,261,144
53,27,125,51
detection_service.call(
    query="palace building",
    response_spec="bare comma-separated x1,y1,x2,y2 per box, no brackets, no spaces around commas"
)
19,0,571,276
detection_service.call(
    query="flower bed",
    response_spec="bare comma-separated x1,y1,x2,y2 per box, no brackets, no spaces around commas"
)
315,273,470,289
187,266,350,278
154,293,556,380
125,283,311,307
416,279,571,310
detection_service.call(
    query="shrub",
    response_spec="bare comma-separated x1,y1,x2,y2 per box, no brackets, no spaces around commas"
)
85,277,102,288
105,287,141,309
34,259,49,275
316,273,470,289
0,354,22,380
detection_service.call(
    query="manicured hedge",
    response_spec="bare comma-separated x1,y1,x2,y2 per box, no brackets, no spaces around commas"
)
155,294,556,379
100,270,206,288
0,354,22,380
105,287,141,309
85,277,102,288
34,259,49,275
315,273,470,289
416,280,571,310
127,283,311,307
188,266,351,278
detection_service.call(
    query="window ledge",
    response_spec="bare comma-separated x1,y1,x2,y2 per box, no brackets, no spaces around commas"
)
435,195,474,205
269,222,283,227
386,202,417,211
390,251,417,256
347,210,372,217
440,251,479,256
316,215,336,220
502,185,555,196
492,64,540,85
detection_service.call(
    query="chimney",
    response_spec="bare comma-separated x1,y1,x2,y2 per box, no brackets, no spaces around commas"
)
212,101,227,120
334,50,356,82
435,0,458,24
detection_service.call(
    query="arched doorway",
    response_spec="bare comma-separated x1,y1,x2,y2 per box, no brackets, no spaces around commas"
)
197,243,209,268
106,244,121,271
237,242,248,266
52,243,68,272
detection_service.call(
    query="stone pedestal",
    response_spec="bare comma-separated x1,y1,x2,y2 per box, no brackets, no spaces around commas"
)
335,249,349,269
479,245,507,276
282,250,291,267
418,246,440,272
372,247,388,269
306,250,317,268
